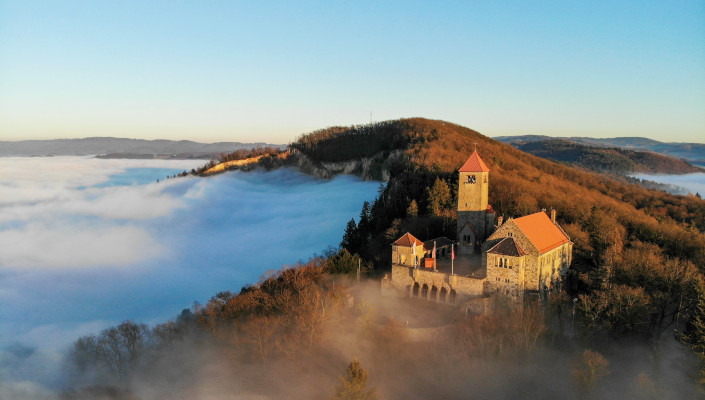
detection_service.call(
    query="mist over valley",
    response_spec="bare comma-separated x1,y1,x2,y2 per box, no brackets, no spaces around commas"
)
0,157,380,395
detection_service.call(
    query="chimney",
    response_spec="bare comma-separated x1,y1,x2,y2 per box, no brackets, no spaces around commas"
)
497,216,504,226
550,209,557,223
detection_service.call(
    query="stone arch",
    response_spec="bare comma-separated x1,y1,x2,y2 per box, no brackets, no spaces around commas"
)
412,282,420,297
405,284,412,297
440,287,448,302
430,285,438,301
421,283,429,298
449,289,457,304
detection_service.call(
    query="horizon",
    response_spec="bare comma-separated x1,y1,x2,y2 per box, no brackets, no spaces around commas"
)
1,1,703,144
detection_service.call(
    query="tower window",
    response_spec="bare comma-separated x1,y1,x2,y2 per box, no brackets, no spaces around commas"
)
466,175,476,184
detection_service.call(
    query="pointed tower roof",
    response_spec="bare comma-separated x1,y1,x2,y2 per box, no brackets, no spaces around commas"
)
459,151,490,173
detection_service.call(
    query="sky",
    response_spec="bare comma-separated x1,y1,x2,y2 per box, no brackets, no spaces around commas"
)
1,1,704,143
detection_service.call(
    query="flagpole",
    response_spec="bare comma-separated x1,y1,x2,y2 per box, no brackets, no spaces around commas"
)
433,240,437,271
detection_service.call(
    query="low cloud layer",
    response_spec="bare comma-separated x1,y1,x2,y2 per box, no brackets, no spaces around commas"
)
631,172,705,196
0,157,379,392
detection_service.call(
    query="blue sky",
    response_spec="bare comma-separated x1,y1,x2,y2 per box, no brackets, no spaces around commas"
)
1,1,703,143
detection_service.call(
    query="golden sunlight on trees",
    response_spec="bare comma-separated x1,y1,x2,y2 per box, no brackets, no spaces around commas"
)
425,178,452,217
331,358,378,400
457,302,546,357
572,349,609,398
406,199,418,218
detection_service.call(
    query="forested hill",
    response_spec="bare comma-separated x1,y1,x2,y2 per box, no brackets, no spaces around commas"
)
293,118,705,272
500,138,702,174
495,134,705,167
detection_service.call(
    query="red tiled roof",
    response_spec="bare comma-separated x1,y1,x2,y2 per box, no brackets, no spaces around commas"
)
487,237,526,257
486,204,496,214
459,151,490,173
513,212,570,254
393,232,424,247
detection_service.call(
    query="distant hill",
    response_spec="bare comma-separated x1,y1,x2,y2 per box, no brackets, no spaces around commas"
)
494,138,702,175
495,134,705,167
0,137,286,158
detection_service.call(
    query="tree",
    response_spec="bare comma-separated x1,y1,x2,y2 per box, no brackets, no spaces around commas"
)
680,285,705,389
71,320,149,379
426,178,452,216
331,358,378,400
325,248,360,276
572,349,609,397
406,199,418,218
341,218,359,253
358,202,372,233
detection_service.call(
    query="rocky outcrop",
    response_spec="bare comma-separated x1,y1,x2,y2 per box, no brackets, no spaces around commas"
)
201,149,405,181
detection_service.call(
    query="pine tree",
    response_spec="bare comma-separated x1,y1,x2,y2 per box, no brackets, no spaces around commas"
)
341,219,359,253
358,201,372,239
331,358,378,400
426,178,452,216
406,199,418,218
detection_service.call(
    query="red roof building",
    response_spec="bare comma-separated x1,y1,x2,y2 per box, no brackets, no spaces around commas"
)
513,211,570,254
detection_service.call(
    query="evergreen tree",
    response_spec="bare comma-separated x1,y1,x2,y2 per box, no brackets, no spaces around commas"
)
406,199,418,218
331,358,378,400
426,178,452,216
681,285,705,388
341,219,359,253
358,201,372,237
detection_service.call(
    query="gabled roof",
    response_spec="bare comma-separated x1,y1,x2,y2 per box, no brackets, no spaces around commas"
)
459,151,490,173
486,204,496,214
513,211,570,254
487,237,526,257
393,232,424,247
459,222,477,236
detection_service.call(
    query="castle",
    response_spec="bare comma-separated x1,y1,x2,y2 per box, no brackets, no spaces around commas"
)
382,151,573,307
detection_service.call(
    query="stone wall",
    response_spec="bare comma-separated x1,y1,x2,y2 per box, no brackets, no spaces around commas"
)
388,264,486,303
485,253,525,298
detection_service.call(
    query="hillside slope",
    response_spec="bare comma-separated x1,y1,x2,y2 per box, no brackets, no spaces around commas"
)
495,134,705,166
503,138,702,174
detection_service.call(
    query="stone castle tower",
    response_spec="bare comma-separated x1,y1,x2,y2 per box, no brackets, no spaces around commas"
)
457,151,495,254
